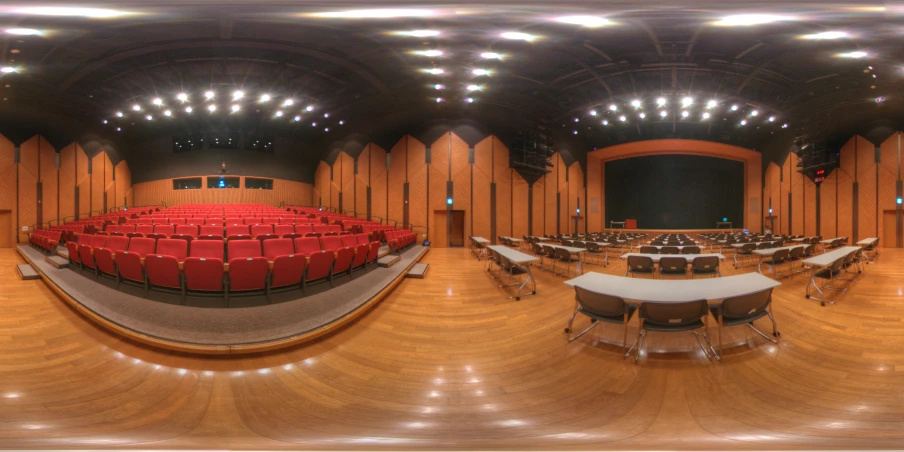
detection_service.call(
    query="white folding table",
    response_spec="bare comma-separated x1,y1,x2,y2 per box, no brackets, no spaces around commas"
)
802,246,861,304
750,244,810,277
486,245,539,300
471,236,490,260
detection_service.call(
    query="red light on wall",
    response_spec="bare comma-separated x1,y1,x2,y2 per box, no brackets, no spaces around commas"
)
816,169,825,175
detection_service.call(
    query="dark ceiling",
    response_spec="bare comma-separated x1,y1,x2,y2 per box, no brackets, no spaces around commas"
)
0,0,902,167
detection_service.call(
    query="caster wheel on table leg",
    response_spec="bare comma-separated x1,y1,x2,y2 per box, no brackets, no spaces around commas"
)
515,297,520,301
564,328,571,333
805,294,810,299
820,301,825,306
773,331,781,337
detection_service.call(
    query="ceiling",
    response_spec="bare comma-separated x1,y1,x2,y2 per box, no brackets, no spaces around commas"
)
0,0,901,166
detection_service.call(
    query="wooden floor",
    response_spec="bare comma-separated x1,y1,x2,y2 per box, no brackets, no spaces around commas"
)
2,246,904,449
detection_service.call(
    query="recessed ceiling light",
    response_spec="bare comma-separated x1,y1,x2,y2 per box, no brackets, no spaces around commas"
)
115,111,123,117
740,120,748,125
436,97,444,102
306,105,315,112
714,14,792,27
11,6,130,18
4,28,41,36
312,122,317,126
204,90,215,100
102,119,107,124
0,66,17,73
681,97,694,107
639,112,646,119
185,106,193,113
602,120,609,125
395,30,440,37
275,110,283,117
232,90,244,100
164,110,172,116
152,98,163,106
259,94,271,102
434,84,445,90
802,31,850,40
132,104,141,111
730,104,739,111
706,100,718,109
176,93,188,102
768,116,776,122
283,99,294,107
659,110,667,118
782,123,789,128
501,32,535,41
656,97,667,106
325,128,330,132
146,115,152,121
465,98,474,103
116,127,121,132
589,110,597,116
324,113,330,118
425,68,445,75
702,112,711,119
231,105,240,112
619,115,626,122
466,84,481,91
838,50,869,58
472,69,491,76
554,15,612,27
574,118,579,123
480,52,502,59
339,120,344,125
608,104,618,111
294,115,301,121
415,50,444,57
311,9,437,18
207,104,217,112
631,99,642,108
750,110,759,116
681,110,689,118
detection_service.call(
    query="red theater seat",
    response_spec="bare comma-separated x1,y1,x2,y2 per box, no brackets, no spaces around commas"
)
206,220,223,227
176,224,199,238
274,224,295,238
351,243,368,275
279,217,296,224
263,238,294,260
262,218,278,225
295,224,313,235
226,225,250,237
226,240,269,303
153,224,175,237
271,254,305,291
183,240,225,302
355,233,370,246
293,237,322,256
225,217,242,225
303,251,333,293
340,235,357,248
145,239,188,296
106,225,122,236
119,225,136,235
186,219,205,226
328,225,342,234
366,241,380,269
332,247,355,285
66,241,81,267
94,236,129,277
169,218,186,225
313,224,329,234
200,225,222,236
320,235,341,253
251,224,273,238
135,224,154,237
244,218,262,225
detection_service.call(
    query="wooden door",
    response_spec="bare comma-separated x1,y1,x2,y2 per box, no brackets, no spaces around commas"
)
882,211,897,248
450,210,465,247
0,210,11,248
432,210,448,248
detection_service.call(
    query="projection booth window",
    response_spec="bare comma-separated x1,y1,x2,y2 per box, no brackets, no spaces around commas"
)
173,178,202,190
245,177,274,190
208,176,240,189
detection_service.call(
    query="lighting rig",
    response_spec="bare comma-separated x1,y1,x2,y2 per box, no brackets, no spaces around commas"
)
510,125,554,183
794,132,838,184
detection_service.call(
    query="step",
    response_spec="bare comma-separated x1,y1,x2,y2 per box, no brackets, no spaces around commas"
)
16,264,40,280
405,263,429,278
377,254,400,268
46,255,70,269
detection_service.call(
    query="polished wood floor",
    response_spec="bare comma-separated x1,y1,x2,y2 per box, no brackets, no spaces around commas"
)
2,245,904,449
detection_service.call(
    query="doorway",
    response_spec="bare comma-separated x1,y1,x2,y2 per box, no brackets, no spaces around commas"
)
450,210,465,247
882,210,898,248
0,210,11,248
432,210,466,248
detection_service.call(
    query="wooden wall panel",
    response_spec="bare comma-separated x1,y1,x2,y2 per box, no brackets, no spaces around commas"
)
820,172,837,238
104,152,114,211
387,138,407,226
355,145,370,218
764,163,780,233
330,154,341,212
804,178,817,237
789,154,805,235
59,144,76,222
780,155,791,235
450,134,471,241
587,158,602,233
557,155,568,234
38,137,58,225
77,146,89,219
532,177,545,236
512,170,529,238
114,161,132,209
878,133,900,245
428,134,450,243
369,144,387,223
545,154,558,234
91,152,105,215
0,135,16,246
836,138,856,241
493,137,511,238
472,137,492,241
340,152,355,215
133,176,313,207
313,161,330,208
856,137,877,240
407,137,427,234
568,162,585,233
18,136,39,239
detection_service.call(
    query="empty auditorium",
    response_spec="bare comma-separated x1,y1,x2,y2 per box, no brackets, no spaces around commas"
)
3,2,904,451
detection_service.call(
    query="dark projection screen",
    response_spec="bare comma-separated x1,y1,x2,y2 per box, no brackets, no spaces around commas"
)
605,155,744,229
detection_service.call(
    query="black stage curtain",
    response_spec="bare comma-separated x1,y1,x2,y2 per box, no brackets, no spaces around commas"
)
605,154,744,229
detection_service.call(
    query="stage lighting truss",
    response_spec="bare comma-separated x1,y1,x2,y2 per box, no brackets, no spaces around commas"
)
510,126,554,183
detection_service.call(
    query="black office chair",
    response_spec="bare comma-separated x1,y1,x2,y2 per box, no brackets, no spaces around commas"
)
634,300,713,363
553,247,578,277
568,287,637,354
659,256,689,279
762,248,791,279
710,288,779,359
625,256,655,278
585,242,607,266
734,243,756,268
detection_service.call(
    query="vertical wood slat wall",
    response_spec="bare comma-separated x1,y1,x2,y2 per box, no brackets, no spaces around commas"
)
767,134,903,247
0,134,132,246
131,177,313,207
313,133,586,247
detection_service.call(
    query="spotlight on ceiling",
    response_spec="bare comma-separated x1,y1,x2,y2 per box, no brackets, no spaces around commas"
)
152,98,163,106
589,110,597,116
730,104,739,111
185,106,193,113
837,50,869,58
750,110,759,116
339,120,345,125
311,9,438,18
294,115,301,122
574,118,579,123
619,115,626,122
501,31,535,41
395,30,440,37
554,15,612,27
465,97,475,103
631,99,642,108
312,122,317,127
681,97,693,107
102,119,107,124
472,68,491,76
802,31,850,40
207,104,216,112
164,110,172,117
204,90,215,100
782,123,789,128
480,52,502,59
232,90,244,100
146,115,152,121
115,111,123,117
608,104,618,111
434,84,445,90
639,112,646,119
325,128,330,132
176,93,188,102
713,14,792,27
768,116,776,122
259,94,271,103
706,99,718,109
425,68,445,75
681,110,689,118
656,97,666,107
4,28,41,35
702,112,711,119
11,6,130,18
132,104,141,111
116,127,121,132
602,120,609,125
436,97,444,103
415,50,444,57
324,113,330,118
231,104,240,112
466,84,481,91
306,105,315,112
275,110,283,117
740,120,748,126
283,99,295,107
659,110,667,118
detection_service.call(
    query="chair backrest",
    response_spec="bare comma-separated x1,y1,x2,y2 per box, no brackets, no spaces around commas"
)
228,240,262,259
321,235,342,252
296,224,314,234
264,238,295,259
190,240,224,259
200,225,222,236
274,224,294,236
741,243,756,252
340,235,357,248
640,299,708,328
627,255,654,272
251,224,273,237
681,246,701,254
106,235,130,252
575,286,627,317
772,248,790,261
294,237,322,255
127,237,156,256
640,246,659,254
721,288,773,319
226,225,250,236
155,238,188,260
176,224,199,237
660,246,679,255
691,256,719,272
659,256,688,272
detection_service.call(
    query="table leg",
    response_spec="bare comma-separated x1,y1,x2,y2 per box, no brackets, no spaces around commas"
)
757,254,763,274
511,264,537,301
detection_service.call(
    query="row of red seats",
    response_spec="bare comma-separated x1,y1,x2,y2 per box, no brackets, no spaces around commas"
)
386,230,416,252
129,217,327,225
99,223,349,240
68,235,382,305
29,230,62,252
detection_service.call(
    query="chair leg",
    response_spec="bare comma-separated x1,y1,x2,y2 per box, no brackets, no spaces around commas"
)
632,330,646,363
568,318,598,342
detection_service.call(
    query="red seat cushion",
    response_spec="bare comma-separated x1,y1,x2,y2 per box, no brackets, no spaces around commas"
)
228,257,269,291
183,257,224,291
271,254,305,288
145,254,182,289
